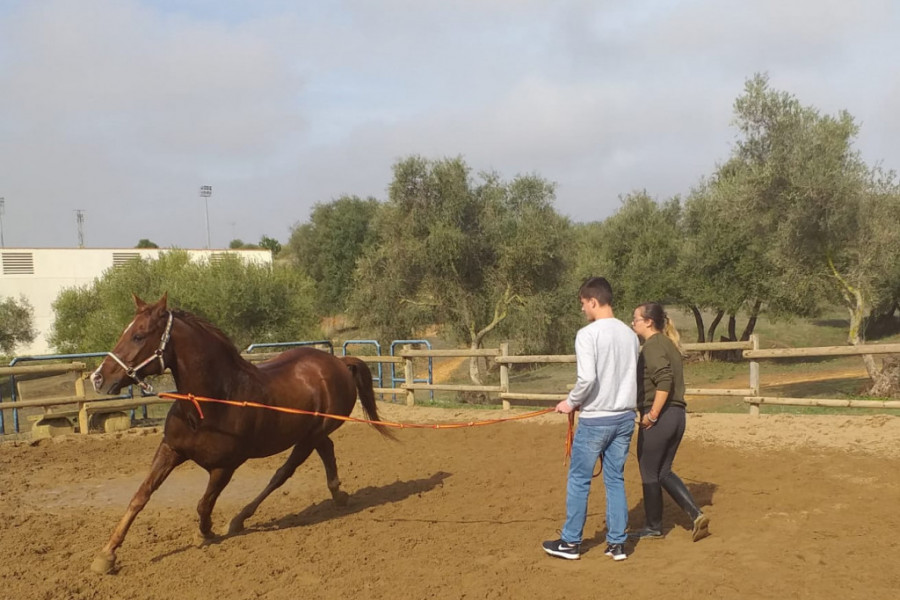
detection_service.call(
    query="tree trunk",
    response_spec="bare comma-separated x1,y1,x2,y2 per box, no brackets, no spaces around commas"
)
847,300,879,380
868,355,900,398
706,310,724,344
739,299,763,341
699,310,724,361
465,284,517,385
829,256,879,381
690,305,706,343
711,312,743,362
468,341,485,385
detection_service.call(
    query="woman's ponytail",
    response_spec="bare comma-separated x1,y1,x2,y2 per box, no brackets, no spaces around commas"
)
637,302,683,354
663,315,683,353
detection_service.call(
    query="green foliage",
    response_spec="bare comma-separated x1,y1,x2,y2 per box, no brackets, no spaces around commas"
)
732,73,867,270
0,295,36,354
258,235,282,256
135,239,159,248
677,165,820,342
348,156,573,355
48,250,319,353
729,73,900,350
229,239,260,249
574,191,682,318
286,195,380,315
866,184,900,316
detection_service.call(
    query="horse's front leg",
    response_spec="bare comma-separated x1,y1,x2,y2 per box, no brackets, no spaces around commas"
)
197,467,235,541
91,441,185,574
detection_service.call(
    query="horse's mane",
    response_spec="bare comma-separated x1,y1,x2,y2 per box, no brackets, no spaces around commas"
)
171,309,242,356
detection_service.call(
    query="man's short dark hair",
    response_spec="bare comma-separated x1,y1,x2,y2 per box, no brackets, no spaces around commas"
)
579,277,613,307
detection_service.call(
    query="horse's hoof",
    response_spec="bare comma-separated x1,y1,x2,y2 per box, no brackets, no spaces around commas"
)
333,491,349,507
228,520,245,535
90,554,115,575
197,530,218,545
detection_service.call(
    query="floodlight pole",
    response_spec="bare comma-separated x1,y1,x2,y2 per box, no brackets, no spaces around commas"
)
200,185,212,249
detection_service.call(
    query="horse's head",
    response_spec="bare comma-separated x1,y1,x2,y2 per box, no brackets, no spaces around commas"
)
91,293,174,395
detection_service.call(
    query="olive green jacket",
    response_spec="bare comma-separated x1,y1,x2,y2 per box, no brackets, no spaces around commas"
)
637,333,686,413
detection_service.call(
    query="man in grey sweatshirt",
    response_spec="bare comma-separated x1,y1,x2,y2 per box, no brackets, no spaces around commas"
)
542,277,639,562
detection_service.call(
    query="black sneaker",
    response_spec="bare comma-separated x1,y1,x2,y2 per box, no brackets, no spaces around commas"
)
604,543,627,561
542,539,581,560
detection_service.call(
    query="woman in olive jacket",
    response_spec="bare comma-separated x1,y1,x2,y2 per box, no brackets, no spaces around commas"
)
630,302,710,542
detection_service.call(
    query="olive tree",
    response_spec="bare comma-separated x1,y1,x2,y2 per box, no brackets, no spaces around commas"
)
49,250,319,353
677,161,822,347
286,195,380,316
574,191,682,320
730,74,900,384
0,295,37,355
348,156,572,383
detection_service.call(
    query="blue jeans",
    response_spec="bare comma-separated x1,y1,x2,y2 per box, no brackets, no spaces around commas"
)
561,412,635,545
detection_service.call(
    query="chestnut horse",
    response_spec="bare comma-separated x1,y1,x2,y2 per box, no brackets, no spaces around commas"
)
88,293,393,574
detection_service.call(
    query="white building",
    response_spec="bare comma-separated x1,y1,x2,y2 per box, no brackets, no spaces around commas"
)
0,248,273,356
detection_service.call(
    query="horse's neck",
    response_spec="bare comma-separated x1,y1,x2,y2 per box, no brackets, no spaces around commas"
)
170,326,256,398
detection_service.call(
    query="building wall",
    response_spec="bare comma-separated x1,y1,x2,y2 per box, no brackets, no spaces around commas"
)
0,248,273,356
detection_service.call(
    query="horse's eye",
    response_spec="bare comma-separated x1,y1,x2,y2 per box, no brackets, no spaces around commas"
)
132,334,145,343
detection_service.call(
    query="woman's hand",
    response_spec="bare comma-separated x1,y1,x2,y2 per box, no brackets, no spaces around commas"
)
641,412,658,429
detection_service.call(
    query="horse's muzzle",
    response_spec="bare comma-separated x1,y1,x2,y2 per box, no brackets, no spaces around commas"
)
90,370,104,393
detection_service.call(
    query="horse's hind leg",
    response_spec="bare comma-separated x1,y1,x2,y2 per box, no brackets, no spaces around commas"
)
228,442,315,534
197,467,235,541
91,441,185,574
316,436,348,506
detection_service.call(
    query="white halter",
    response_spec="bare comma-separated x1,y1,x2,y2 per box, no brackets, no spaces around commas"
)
106,311,174,393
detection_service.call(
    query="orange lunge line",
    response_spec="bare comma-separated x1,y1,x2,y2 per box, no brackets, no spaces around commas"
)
158,391,573,461
159,391,553,429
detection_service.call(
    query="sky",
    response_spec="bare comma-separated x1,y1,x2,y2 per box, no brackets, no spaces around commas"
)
1,0,898,249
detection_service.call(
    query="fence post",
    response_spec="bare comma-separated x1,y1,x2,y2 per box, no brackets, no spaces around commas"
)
74,372,86,399
403,344,416,407
749,334,760,416
499,342,510,411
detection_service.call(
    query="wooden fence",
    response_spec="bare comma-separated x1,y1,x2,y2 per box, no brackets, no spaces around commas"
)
2,338,898,437
366,339,759,410
741,342,900,414
357,336,900,415
0,351,324,438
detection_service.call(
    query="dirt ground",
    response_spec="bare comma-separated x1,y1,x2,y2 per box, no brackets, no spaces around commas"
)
1,403,899,600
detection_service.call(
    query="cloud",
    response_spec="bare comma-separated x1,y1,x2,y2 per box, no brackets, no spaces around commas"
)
0,0,898,247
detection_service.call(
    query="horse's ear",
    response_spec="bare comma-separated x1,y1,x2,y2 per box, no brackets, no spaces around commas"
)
132,293,147,310
152,292,169,315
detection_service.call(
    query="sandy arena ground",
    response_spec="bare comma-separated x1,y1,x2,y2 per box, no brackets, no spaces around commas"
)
1,403,898,600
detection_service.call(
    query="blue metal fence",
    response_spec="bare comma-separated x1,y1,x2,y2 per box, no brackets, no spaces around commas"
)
244,340,335,355
341,340,383,388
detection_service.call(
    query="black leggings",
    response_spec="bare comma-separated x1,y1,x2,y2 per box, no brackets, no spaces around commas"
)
637,405,686,484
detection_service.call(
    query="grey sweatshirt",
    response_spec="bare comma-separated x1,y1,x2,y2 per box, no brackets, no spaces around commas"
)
565,317,639,419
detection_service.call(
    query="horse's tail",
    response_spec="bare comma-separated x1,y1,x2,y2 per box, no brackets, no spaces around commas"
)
341,356,397,440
